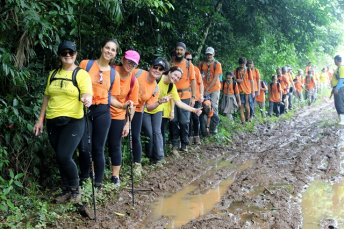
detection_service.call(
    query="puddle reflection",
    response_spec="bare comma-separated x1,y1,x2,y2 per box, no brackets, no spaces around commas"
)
147,159,255,228
302,180,344,228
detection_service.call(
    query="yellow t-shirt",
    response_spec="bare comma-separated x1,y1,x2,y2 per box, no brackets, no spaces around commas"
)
319,72,328,83
331,65,344,88
44,68,92,119
145,76,180,116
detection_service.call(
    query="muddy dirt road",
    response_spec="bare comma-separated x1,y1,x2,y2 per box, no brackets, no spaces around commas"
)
65,98,344,229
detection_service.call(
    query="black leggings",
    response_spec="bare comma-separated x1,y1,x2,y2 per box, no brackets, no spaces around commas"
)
78,104,111,184
189,101,201,136
108,119,126,166
131,112,143,163
47,117,84,189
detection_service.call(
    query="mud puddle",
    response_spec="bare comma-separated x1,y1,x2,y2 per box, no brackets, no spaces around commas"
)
302,180,344,229
146,159,256,228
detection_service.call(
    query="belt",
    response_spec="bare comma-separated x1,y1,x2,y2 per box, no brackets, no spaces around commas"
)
177,88,190,97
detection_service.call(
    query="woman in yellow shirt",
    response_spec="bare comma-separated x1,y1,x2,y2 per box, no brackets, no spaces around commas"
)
33,41,92,203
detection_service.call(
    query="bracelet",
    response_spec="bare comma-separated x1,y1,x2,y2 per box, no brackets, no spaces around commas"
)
192,95,196,99
120,103,124,108
206,126,210,128
39,117,44,121
126,122,129,126
191,108,194,113
158,100,161,105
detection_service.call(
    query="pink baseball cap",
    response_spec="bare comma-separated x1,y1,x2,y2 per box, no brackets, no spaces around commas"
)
124,50,140,65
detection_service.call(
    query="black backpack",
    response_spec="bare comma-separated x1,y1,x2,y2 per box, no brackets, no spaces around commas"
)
156,77,173,95
49,68,81,100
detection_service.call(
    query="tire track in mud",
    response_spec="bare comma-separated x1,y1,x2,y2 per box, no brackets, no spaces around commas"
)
63,99,341,229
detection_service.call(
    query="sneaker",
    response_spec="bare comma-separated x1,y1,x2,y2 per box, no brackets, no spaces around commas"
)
180,143,188,152
55,189,71,203
155,159,166,167
70,188,81,203
79,178,88,187
134,162,143,177
111,176,120,187
172,147,180,158
194,136,201,145
188,136,194,144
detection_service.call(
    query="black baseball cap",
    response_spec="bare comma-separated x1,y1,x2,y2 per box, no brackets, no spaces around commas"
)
152,58,166,70
58,41,77,54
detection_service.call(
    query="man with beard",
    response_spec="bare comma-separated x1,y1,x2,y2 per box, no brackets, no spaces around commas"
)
170,42,196,153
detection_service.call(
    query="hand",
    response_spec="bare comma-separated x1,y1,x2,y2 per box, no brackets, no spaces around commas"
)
81,95,92,107
206,128,210,134
334,89,339,95
169,111,175,121
159,94,173,104
199,96,204,103
236,79,243,83
124,100,134,109
189,97,195,107
257,91,260,96
251,92,255,98
122,124,129,137
238,101,242,107
33,121,44,136
193,107,202,116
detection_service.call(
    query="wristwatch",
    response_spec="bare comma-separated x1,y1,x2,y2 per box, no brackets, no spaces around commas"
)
191,95,196,99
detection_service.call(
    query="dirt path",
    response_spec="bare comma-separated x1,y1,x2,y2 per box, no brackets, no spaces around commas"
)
62,98,343,229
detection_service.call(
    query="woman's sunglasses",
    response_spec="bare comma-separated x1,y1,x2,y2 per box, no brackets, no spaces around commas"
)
126,59,138,67
153,65,164,71
60,51,76,57
98,71,103,84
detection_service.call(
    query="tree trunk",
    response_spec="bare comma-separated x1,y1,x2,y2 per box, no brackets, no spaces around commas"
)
195,0,224,61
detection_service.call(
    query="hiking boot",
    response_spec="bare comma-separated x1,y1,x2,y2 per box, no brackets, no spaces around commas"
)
194,136,201,145
95,183,102,194
155,159,166,167
55,188,71,203
79,178,88,187
134,162,143,177
180,143,188,152
172,147,180,158
70,188,81,204
111,176,120,187
188,136,194,144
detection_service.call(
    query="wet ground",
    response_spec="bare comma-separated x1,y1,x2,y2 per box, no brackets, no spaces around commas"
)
56,98,344,229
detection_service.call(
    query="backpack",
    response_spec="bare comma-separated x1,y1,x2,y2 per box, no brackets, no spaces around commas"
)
269,83,280,92
201,59,222,82
50,68,81,100
261,81,267,94
126,68,145,100
86,60,116,104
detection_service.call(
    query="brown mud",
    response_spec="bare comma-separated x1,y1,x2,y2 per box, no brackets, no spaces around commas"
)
54,98,344,229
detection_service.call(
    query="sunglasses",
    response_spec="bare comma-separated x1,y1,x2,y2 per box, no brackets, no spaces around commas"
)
98,71,103,84
186,58,193,61
126,59,138,67
153,65,164,71
60,51,76,57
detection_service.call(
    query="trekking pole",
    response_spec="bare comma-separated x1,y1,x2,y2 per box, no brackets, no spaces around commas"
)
127,106,135,206
85,107,97,222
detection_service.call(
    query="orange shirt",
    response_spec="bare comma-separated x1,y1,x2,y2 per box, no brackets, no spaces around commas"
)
234,67,253,94
278,75,289,95
171,59,195,99
305,66,312,75
269,83,282,103
198,60,222,93
110,66,139,120
203,100,213,118
79,60,120,105
222,80,238,95
135,70,159,113
251,68,261,92
286,73,293,85
194,66,203,101
294,76,303,92
255,82,266,102
304,76,315,89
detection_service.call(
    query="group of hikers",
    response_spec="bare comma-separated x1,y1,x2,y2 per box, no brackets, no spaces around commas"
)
32,39,344,204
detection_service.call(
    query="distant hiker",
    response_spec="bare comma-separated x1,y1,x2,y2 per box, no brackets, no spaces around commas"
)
305,61,312,75
33,41,92,203
268,75,282,117
281,67,292,112
109,50,140,187
319,67,329,92
78,38,121,192
304,70,316,105
285,66,295,110
200,96,219,137
255,80,267,118
276,68,289,114
293,69,304,107
312,66,320,101
186,52,204,145
234,57,255,124
331,55,344,125
170,42,196,153
143,66,202,164
198,47,223,116
221,71,241,121
247,59,260,118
